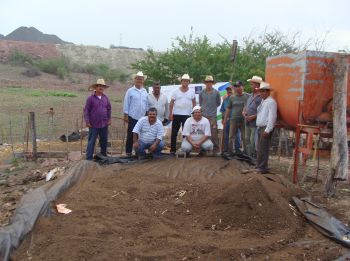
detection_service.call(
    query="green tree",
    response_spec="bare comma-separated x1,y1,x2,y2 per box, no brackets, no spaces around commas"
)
132,29,308,91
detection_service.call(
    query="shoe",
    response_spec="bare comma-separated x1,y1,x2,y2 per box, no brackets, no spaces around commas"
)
126,153,132,157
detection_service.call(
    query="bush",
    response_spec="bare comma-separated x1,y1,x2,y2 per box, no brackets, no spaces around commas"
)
8,51,34,65
35,57,71,79
48,91,77,97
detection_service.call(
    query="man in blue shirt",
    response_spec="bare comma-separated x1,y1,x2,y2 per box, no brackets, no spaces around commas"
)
133,107,164,158
123,71,149,156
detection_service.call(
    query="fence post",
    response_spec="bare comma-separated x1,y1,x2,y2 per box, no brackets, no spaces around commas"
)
29,112,37,160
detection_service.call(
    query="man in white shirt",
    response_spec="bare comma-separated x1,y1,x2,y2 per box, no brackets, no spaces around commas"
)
255,82,277,174
148,81,169,124
132,107,164,158
123,71,149,156
181,106,213,153
169,74,196,153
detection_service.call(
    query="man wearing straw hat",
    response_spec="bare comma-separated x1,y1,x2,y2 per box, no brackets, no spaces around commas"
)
255,82,277,174
84,79,111,160
243,75,263,157
199,75,221,153
123,71,149,156
169,74,196,154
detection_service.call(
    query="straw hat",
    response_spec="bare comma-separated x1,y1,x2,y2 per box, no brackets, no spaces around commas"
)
204,75,215,82
133,71,147,80
259,81,271,90
89,78,109,90
178,74,193,82
247,76,263,84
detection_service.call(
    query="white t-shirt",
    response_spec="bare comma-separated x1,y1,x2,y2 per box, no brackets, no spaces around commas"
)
182,116,211,141
171,88,195,116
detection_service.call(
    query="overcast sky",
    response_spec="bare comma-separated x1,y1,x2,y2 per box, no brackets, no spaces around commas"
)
1,0,349,52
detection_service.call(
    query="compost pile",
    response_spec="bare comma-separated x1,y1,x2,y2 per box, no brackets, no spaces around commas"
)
13,157,342,260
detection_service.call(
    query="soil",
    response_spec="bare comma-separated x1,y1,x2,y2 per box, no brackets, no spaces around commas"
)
12,157,349,260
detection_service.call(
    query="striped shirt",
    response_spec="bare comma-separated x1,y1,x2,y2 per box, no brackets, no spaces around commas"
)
123,86,149,120
132,116,164,144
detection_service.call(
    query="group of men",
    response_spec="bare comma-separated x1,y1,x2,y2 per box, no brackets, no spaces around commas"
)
83,71,277,174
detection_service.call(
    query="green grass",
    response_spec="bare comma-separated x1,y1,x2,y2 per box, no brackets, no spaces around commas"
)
48,91,78,98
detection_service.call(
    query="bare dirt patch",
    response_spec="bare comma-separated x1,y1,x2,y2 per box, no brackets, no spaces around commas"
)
12,157,348,260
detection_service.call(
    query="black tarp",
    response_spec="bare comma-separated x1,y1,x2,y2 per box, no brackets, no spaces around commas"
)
293,197,350,248
0,161,97,261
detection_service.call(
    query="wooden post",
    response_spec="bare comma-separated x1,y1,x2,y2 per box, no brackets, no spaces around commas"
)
325,56,349,197
29,112,37,160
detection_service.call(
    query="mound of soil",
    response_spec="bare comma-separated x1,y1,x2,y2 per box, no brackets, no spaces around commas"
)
12,158,344,260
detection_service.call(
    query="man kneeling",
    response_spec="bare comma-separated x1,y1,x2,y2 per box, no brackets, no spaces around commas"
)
181,106,213,154
133,107,164,158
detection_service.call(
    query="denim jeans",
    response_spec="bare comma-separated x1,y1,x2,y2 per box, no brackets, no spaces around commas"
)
126,116,138,154
137,140,164,156
86,126,108,160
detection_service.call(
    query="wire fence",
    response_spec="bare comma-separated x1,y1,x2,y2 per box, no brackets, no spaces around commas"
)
0,104,128,157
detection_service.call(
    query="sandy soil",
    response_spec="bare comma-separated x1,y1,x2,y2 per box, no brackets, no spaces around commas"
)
12,157,348,260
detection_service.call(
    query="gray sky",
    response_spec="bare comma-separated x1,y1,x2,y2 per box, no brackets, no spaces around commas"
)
1,0,349,51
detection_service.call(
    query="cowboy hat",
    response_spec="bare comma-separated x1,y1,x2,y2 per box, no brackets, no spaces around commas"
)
132,71,147,80
259,81,271,90
204,75,215,82
89,78,109,90
247,76,263,84
178,74,193,82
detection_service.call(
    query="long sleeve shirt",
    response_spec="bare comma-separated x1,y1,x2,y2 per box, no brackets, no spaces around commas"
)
147,93,169,121
123,86,148,120
256,96,277,133
83,93,111,128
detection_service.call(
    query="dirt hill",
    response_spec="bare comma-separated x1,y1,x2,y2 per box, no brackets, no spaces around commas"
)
5,26,68,44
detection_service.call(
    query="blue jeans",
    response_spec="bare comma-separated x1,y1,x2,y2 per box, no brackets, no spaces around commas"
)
86,126,108,160
224,121,241,152
137,140,164,157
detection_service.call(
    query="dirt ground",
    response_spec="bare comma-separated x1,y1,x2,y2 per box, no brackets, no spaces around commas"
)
11,157,350,260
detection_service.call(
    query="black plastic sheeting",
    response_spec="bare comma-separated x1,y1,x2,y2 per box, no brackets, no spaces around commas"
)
293,197,350,248
93,153,173,165
221,152,256,165
0,161,97,261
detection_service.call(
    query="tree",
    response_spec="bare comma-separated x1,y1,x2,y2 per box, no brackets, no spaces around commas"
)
132,29,309,90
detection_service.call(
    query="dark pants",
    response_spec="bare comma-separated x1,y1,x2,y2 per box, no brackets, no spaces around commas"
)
126,116,138,154
86,126,108,160
256,127,273,173
171,114,190,152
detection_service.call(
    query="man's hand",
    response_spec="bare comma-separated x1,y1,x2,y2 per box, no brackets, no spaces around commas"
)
108,119,112,125
133,141,139,149
149,143,157,152
263,131,270,137
169,114,173,121
86,123,92,128
222,118,227,127
123,115,128,123
193,143,200,150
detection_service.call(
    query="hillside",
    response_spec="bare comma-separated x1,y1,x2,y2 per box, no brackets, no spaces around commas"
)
4,26,68,44
0,34,4,39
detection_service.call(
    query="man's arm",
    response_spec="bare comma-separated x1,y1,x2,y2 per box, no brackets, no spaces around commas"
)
224,108,231,125
265,100,277,134
199,92,203,106
192,98,196,108
83,97,92,127
169,99,175,121
123,90,130,123
164,97,169,120
216,91,221,107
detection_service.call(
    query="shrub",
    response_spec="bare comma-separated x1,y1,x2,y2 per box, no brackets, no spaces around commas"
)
8,50,34,65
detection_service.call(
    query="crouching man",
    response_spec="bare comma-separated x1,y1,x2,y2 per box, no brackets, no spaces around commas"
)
181,106,213,154
132,107,164,159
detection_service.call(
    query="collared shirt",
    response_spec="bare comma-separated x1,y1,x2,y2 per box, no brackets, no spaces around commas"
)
256,96,277,133
132,116,164,144
199,88,221,117
245,93,262,127
123,86,148,120
84,92,111,128
148,93,169,122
